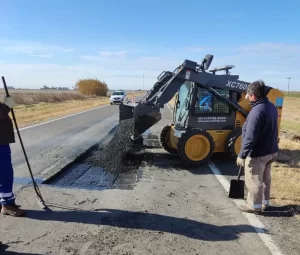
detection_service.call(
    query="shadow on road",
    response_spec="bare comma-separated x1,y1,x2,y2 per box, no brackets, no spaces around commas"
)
0,243,41,255
24,208,267,241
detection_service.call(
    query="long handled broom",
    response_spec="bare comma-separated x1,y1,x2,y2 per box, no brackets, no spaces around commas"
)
1,76,48,210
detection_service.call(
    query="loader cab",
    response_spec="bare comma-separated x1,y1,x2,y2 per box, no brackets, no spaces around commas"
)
173,81,238,131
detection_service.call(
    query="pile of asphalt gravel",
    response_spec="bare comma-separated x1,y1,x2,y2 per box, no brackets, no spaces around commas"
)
86,118,144,175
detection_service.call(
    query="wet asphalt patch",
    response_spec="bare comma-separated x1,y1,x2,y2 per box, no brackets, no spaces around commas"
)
43,119,160,190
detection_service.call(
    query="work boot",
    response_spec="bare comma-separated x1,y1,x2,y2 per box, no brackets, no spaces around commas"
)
1,205,25,217
262,204,269,211
238,205,262,214
0,204,21,211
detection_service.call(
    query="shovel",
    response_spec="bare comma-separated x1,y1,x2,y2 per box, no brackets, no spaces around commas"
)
228,166,245,199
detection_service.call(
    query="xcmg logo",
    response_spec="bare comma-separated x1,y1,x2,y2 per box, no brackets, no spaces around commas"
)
226,80,248,90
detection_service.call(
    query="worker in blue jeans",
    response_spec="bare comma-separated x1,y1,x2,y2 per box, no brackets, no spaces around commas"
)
0,96,25,217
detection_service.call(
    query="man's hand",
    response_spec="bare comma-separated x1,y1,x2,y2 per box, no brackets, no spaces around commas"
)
4,96,15,109
236,157,245,167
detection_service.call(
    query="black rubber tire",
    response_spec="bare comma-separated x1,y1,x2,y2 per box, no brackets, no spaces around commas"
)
226,128,242,159
160,124,178,154
177,129,214,165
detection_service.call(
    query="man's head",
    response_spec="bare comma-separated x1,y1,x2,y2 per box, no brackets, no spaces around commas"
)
246,80,266,102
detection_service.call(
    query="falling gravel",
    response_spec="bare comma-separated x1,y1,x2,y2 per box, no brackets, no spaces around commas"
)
86,118,144,175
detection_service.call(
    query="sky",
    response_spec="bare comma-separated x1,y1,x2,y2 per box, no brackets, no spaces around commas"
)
1,0,300,91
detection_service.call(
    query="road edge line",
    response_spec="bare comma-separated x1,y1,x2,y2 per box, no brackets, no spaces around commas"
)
208,161,284,255
17,104,109,131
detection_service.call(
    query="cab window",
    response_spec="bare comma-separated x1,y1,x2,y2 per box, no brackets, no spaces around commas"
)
194,87,230,114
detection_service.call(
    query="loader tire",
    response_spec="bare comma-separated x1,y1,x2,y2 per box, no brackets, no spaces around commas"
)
177,129,214,165
227,128,242,159
160,124,177,154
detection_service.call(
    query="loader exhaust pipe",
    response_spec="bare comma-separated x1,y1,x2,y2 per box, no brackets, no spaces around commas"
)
119,103,161,140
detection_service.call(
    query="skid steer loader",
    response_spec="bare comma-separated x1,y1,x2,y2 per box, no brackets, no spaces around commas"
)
119,54,284,165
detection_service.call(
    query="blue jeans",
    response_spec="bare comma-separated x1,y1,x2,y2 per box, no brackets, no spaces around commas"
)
0,145,15,206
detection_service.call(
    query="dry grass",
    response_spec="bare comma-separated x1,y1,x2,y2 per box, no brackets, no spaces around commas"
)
76,78,108,96
281,96,300,134
271,138,300,206
0,89,146,105
0,89,90,105
273,94,300,207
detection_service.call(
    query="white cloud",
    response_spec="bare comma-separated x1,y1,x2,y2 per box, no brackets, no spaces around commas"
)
240,43,300,56
184,47,204,52
63,48,75,53
30,54,54,58
99,50,128,57
81,50,129,61
0,40,74,56
1,42,299,91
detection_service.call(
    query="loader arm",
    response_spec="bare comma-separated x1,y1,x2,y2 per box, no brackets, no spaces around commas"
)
120,58,251,140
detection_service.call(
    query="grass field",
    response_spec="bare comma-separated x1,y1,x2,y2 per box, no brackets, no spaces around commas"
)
168,92,300,207
272,93,300,207
0,89,146,128
281,95,300,134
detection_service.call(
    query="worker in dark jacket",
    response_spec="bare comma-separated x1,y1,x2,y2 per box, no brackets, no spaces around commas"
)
236,80,279,214
0,96,25,216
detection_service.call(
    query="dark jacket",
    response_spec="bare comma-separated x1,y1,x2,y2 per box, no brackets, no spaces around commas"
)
238,97,279,159
0,103,15,145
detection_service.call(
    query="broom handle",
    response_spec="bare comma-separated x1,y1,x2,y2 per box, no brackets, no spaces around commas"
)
237,166,243,181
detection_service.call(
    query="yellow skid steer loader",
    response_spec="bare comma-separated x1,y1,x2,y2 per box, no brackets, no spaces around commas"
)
119,54,284,165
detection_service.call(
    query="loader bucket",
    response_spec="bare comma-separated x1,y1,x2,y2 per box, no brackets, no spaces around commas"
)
119,103,135,121
119,103,161,140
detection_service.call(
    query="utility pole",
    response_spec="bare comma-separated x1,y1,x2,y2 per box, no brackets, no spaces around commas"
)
287,77,291,95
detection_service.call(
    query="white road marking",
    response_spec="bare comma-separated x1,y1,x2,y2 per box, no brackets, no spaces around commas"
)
165,104,284,255
208,161,284,255
166,103,173,112
16,104,109,131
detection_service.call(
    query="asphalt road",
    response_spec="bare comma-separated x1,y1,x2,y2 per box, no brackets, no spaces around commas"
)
2,101,298,254
11,104,119,187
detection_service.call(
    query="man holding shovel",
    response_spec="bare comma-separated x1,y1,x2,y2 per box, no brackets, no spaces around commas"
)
236,80,279,214
0,95,25,217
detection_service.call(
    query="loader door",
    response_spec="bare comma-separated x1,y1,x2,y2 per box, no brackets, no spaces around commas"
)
174,81,193,127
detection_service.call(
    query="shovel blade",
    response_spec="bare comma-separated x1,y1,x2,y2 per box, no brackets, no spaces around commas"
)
228,180,245,199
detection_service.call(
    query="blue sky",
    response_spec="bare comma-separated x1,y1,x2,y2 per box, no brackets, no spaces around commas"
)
1,0,300,91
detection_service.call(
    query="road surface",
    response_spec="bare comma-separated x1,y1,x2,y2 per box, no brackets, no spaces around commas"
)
0,103,299,255
11,104,118,187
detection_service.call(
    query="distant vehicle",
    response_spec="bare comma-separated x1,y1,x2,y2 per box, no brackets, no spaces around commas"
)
110,90,128,105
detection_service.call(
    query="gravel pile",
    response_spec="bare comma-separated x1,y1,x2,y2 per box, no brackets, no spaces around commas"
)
86,118,144,175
